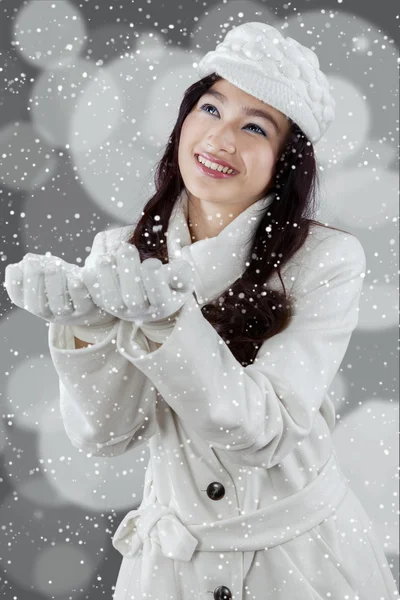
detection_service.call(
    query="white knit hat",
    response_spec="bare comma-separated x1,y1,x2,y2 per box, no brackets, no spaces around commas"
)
196,22,335,144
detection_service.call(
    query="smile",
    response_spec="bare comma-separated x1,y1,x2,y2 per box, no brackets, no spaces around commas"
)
194,154,239,179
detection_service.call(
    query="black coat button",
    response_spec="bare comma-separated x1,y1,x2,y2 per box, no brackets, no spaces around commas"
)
213,585,232,599
206,481,225,500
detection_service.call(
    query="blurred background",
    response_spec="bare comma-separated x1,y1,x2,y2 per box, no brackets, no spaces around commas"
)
0,0,398,598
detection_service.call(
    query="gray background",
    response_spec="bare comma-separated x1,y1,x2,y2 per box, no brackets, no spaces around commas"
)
0,0,398,598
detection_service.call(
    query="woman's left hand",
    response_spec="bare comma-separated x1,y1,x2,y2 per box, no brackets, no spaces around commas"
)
81,241,196,324
137,256,196,324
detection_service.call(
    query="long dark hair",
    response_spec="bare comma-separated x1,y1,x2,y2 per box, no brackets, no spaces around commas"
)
124,73,346,367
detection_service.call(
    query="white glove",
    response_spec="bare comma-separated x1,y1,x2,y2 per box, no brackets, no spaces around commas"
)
3,253,118,334
81,240,195,325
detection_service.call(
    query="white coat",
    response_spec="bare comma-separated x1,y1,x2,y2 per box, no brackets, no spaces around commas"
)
48,189,400,600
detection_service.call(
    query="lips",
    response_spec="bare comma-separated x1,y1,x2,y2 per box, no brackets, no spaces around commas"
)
194,155,239,179
195,152,239,173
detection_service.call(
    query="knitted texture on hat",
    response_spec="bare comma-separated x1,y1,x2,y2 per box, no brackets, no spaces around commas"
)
196,22,335,144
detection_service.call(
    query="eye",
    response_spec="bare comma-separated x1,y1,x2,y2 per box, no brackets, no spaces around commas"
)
199,103,268,138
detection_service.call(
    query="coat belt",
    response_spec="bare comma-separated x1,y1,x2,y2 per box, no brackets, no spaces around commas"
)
112,450,348,598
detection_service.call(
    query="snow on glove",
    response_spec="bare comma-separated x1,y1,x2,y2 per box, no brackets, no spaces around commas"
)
81,240,195,324
138,256,196,324
3,253,117,329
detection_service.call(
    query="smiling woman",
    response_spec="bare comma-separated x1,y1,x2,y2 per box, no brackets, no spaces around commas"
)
41,19,400,600
126,71,340,367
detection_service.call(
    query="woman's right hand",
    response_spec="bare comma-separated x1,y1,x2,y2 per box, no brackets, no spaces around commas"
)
81,241,195,323
3,253,117,328
80,241,153,323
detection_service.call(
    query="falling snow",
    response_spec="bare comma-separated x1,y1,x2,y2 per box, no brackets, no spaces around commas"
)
0,0,399,599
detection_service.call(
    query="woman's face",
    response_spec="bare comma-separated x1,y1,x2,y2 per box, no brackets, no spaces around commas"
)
178,78,292,211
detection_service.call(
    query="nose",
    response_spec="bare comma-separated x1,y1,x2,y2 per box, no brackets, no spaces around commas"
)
207,123,237,155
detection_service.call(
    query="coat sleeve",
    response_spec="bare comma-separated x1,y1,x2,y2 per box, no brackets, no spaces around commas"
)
48,229,157,457
116,231,367,468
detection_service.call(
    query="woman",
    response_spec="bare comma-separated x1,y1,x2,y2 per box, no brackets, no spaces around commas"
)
5,21,399,600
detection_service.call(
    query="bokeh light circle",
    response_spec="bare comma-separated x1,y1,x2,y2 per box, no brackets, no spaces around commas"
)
13,0,86,69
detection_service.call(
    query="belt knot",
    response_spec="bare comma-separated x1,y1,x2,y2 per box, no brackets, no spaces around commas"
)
112,501,199,562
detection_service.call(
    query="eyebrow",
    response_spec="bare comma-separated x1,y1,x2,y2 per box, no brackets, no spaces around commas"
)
202,89,282,135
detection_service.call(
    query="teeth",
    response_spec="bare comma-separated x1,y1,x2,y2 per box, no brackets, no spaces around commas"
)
196,155,235,174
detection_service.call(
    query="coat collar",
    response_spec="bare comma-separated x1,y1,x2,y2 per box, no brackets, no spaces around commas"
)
166,188,276,306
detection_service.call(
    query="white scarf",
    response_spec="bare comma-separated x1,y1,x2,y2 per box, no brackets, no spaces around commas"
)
167,187,275,305
140,188,275,344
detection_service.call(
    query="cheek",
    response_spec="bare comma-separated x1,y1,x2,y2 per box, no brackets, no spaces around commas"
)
178,120,192,153
179,117,196,150
251,147,276,172
183,111,206,137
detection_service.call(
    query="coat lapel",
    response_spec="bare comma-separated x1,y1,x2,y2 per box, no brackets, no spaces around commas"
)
166,188,275,305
